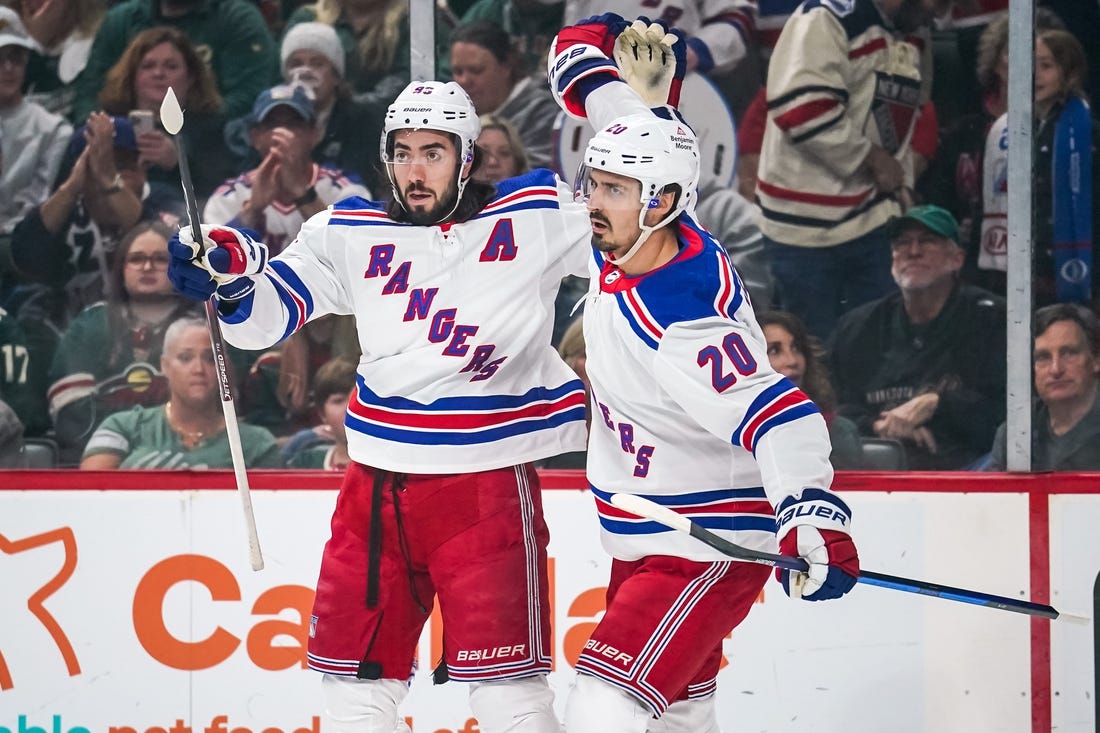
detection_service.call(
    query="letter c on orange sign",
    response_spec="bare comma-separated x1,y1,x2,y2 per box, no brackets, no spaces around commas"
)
134,554,241,669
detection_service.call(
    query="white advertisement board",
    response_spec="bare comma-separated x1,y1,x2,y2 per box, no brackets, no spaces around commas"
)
0,485,1094,733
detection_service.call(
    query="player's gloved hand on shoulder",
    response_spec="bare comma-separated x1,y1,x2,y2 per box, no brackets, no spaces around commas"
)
614,18,688,107
168,225,268,302
774,488,859,601
549,13,629,118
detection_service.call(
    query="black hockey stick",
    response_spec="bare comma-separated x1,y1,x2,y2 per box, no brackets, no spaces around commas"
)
160,88,264,571
610,493,1085,622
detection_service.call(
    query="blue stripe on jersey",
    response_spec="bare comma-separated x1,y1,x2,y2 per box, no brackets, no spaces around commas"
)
345,404,586,445
731,377,798,444
494,168,558,197
332,196,385,211
598,514,778,535
472,199,559,219
328,217,403,228
589,485,778,535
356,377,584,411
589,485,768,506
270,260,314,315
266,261,314,340
614,291,660,350
751,402,822,453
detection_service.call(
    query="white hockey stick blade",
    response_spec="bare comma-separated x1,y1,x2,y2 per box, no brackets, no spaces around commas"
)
610,493,692,532
1056,611,1092,625
159,87,183,135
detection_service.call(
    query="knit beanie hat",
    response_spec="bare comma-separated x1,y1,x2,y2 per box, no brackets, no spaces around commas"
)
281,22,345,78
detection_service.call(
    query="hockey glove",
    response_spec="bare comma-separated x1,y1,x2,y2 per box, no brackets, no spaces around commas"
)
614,18,688,107
168,225,267,302
774,488,859,601
548,13,628,119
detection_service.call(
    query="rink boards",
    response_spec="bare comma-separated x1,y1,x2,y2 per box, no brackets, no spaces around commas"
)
0,470,1096,733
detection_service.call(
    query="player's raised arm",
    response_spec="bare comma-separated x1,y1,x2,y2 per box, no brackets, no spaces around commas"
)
548,14,688,131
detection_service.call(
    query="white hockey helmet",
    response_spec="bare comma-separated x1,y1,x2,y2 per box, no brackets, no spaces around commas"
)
381,80,480,166
576,113,701,264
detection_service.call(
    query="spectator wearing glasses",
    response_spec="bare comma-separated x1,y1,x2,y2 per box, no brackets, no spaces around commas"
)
48,220,198,462
828,205,1007,470
989,303,1100,471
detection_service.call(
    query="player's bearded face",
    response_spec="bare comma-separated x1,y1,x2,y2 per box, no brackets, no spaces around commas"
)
390,129,465,225
402,177,460,225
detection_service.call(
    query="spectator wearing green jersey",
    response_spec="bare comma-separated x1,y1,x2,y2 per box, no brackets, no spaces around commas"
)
80,316,282,469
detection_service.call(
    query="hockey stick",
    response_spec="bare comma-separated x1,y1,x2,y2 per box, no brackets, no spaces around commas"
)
160,88,264,571
608,493,1082,622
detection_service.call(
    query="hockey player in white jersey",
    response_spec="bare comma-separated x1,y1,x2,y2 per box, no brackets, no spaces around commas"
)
164,79,605,732
547,17,861,733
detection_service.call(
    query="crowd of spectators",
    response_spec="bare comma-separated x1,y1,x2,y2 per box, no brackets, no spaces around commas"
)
0,0,1097,472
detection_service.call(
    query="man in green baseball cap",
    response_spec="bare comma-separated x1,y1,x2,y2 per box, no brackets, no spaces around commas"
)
828,202,1008,470
884,204,960,244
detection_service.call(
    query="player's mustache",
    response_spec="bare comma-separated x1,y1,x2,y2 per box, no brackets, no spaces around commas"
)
590,214,610,226
405,183,434,196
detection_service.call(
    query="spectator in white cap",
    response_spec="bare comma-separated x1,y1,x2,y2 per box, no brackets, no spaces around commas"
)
0,6,72,302
279,21,385,192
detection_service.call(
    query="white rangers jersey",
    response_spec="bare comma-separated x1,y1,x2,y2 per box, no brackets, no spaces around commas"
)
582,216,834,562
758,0,931,247
563,0,757,74
217,169,593,473
203,164,371,256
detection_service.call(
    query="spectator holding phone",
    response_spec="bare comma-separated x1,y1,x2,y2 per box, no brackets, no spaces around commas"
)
8,114,187,337
73,0,276,122
96,26,233,201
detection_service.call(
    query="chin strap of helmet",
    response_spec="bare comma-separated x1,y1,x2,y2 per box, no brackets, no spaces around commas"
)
609,201,679,267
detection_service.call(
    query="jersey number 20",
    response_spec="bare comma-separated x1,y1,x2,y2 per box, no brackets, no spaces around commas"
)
697,332,756,392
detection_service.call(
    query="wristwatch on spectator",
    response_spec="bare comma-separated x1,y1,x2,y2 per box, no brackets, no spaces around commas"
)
294,186,318,208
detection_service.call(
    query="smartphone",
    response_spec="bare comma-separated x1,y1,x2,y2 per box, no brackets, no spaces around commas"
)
129,109,155,135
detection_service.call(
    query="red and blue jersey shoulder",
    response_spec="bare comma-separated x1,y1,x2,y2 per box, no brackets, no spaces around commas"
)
327,196,399,227
600,218,747,349
474,169,563,220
